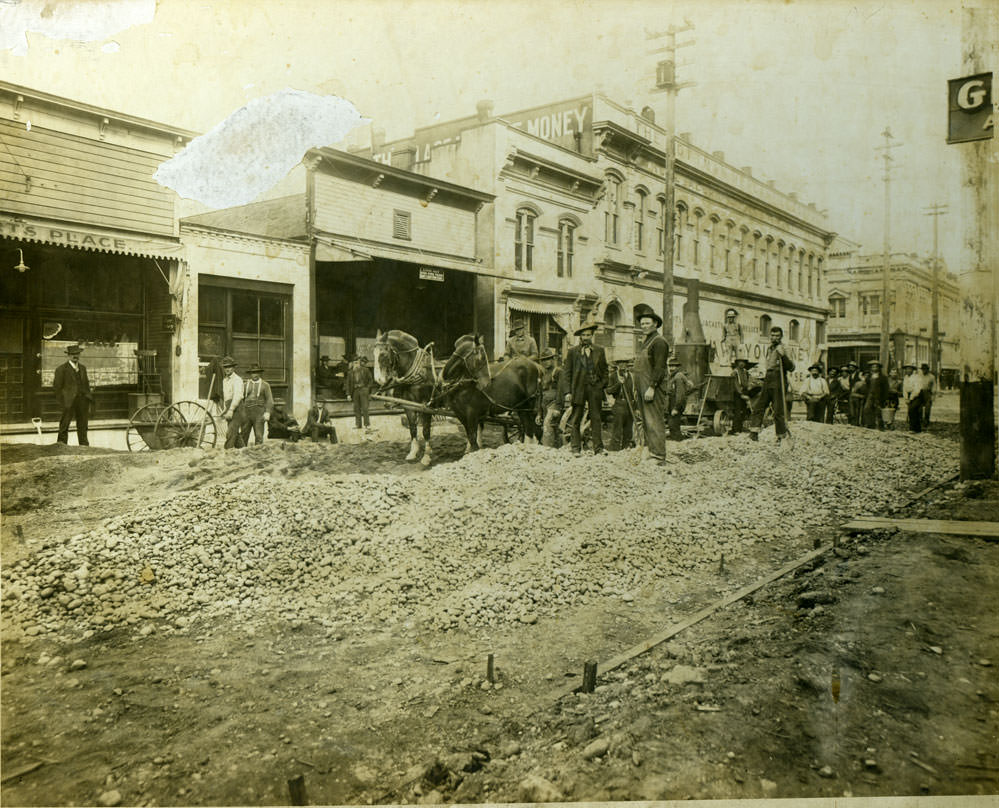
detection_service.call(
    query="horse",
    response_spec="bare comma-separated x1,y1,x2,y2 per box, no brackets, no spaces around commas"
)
372,330,437,466
442,335,542,453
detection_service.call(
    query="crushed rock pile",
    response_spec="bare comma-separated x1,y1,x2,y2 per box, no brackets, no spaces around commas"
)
2,423,956,642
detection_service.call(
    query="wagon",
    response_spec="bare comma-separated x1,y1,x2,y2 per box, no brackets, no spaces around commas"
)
126,400,219,451
688,374,739,436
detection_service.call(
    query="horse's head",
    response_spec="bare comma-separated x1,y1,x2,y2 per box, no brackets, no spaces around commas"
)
372,330,393,386
444,333,490,389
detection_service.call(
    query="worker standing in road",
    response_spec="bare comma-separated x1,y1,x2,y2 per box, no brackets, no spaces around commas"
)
799,363,830,422
565,318,608,456
346,355,375,430
749,326,795,443
665,357,692,441
632,304,669,462
917,362,937,428
237,364,274,446
731,356,760,434
220,356,245,449
606,358,636,451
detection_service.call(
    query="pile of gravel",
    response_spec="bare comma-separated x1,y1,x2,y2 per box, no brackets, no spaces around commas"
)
1,423,956,641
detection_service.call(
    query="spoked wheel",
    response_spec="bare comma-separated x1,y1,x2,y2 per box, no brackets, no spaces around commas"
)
712,409,733,436
126,403,167,452
155,401,218,449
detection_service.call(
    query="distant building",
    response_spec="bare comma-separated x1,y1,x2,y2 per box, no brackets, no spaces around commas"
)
363,93,836,382
825,245,960,386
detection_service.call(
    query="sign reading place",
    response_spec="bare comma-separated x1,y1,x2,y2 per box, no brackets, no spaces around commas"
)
947,73,995,144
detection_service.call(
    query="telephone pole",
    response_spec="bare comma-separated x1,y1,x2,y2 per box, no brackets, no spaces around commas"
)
925,203,948,376
647,22,695,345
875,128,903,368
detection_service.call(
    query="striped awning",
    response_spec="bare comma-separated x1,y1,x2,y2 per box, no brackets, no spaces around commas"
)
1,214,184,260
507,295,575,316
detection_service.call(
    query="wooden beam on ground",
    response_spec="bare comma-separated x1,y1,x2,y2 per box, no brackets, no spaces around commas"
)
841,517,999,539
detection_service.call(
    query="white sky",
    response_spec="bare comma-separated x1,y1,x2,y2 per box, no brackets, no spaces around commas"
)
0,0,975,270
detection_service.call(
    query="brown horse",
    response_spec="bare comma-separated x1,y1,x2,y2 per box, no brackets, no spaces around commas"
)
443,335,541,452
372,330,436,466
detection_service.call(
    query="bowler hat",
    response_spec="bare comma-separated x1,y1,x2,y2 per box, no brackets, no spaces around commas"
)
509,323,526,335
319,355,331,362
65,344,83,355
221,355,236,368
725,308,738,317
248,363,265,374
867,359,882,368
848,360,858,367
828,367,840,375
634,304,663,329
667,357,682,367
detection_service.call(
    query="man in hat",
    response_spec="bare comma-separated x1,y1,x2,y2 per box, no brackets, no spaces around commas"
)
220,356,245,449
564,318,608,455
537,348,562,446
846,360,865,426
316,355,337,399
606,357,636,451
267,400,302,442
720,308,743,366
731,356,761,433
901,364,923,432
862,359,890,429
632,304,670,461
823,367,844,424
52,344,94,446
749,326,795,442
346,355,376,429
304,398,339,443
237,364,274,446
916,362,937,428
799,363,830,422
665,357,692,440
503,322,539,362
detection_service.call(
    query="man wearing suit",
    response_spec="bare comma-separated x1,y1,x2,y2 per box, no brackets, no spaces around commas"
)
304,399,338,443
236,364,274,446
52,344,93,446
346,355,375,429
564,319,608,455
863,359,891,430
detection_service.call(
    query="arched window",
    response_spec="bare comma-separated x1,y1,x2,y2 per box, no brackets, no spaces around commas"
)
786,244,796,291
634,188,647,252
808,254,815,296
675,202,687,263
738,226,749,279
751,232,762,283
764,236,774,286
816,258,823,297
724,221,735,275
514,208,536,272
557,218,575,278
604,174,621,245
708,214,721,273
657,196,668,256
693,209,704,267
776,240,786,288
640,106,656,124
759,314,772,337
789,319,800,341
798,250,805,294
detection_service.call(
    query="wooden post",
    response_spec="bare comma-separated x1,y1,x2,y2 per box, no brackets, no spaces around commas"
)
486,653,495,683
288,774,307,806
582,660,598,693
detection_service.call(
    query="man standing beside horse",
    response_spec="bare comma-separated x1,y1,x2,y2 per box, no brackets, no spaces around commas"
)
564,319,608,456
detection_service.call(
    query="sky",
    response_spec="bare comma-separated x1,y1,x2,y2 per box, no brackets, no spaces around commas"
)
0,0,976,270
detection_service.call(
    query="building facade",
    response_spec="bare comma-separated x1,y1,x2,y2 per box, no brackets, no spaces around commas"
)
825,248,960,386
366,93,836,383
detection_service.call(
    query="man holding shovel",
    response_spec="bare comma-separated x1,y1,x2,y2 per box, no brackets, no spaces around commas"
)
749,326,795,443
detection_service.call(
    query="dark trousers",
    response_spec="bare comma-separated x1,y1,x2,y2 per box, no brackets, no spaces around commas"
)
311,424,338,443
750,375,789,438
569,386,604,453
237,404,267,445
608,403,633,451
805,398,826,422
57,395,89,445
667,408,685,440
732,395,753,433
908,393,925,432
921,400,933,428
353,388,371,427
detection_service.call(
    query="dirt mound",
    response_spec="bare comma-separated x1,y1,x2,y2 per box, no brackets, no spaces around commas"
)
1,442,119,465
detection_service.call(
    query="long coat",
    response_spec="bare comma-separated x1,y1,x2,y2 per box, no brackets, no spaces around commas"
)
52,361,92,408
563,344,608,405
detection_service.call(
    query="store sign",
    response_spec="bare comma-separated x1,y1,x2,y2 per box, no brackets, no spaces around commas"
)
947,73,995,144
419,267,445,282
0,219,128,250
507,98,593,155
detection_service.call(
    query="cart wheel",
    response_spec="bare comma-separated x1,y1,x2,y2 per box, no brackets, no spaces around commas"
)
155,401,218,449
713,409,733,437
126,403,165,452
503,419,523,444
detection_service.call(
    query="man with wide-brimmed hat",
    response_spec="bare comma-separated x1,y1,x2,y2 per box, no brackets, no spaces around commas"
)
731,356,760,433
862,359,890,429
665,356,692,441
537,348,562,446
236,363,274,446
52,344,93,445
606,356,636,451
564,317,608,455
316,354,337,399
503,321,539,362
824,367,844,424
799,362,830,423
846,360,865,426
219,356,245,449
346,355,375,429
632,304,670,460
916,362,937,428
720,307,743,366
749,325,795,442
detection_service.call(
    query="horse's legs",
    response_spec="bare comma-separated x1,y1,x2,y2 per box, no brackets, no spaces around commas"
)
419,412,432,466
404,408,420,461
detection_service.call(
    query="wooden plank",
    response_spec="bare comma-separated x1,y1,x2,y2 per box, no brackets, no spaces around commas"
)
0,163,174,206
0,143,164,190
0,198,175,237
841,517,999,539
0,120,171,171
0,173,173,218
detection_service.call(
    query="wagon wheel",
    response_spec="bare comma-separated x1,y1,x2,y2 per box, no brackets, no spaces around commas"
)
126,402,167,452
712,409,733,436
501,416,523,444
155,401,218,449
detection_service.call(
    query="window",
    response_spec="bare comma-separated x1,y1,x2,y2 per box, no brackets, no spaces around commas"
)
789,319,800,341
693,210,703,266
808,254,815,296
862,294,880,315
634,189,646,252
816,258,823,297
829,296,847,318
764,237,774,286
776,242,785,288
724,222,734,275
752,233,761,283
657,197,667,256
393,210,412,240
786,245,795,290
675,203,687,263
759,314,772,336
515,208,536,272
604,175,621,244
738,227,748,279
557,219,575,278
798,251,805,294
816,320,826,345
708,215,720,273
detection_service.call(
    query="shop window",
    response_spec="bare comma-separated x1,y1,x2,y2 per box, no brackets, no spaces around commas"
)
393,210,412,240
515,208,535,272
260,297,284,336
199,286,226,324
557,219,575,278
232,293,259,333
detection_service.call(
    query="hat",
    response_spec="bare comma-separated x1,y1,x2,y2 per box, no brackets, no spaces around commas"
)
848,360,858,367
667,357,682,367
867,359,882,368
920,363,930,371
902,363,917,370
725,308,738,317
319,355,331,362
634,304,663,329
808,363,822,372
734,357,757,367
509,323,526,335
248,363,264,374
614,357,632,365
828,367,840,374
221,355,236,368
574,318,601,336
359,355,370,363
65,344,83,355
539,349,557,361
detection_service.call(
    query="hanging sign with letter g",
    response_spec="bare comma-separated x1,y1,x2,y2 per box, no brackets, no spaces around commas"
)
947,72,994,144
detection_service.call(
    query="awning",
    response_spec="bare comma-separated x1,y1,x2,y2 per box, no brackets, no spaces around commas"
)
1,213,184,260
506,295,575,316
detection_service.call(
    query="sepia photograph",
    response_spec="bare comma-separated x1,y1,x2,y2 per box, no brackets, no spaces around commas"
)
1,0,997,805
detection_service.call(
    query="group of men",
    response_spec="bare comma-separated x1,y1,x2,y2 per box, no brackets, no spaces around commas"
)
792,358,937,432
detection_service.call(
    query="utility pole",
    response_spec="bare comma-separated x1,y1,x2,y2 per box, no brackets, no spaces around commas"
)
925,203,948,376
647,22,695,345
875,128,902,368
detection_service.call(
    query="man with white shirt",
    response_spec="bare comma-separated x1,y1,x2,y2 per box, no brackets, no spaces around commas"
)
902,363,923,432
749,326,795,442
799,363,830,422
917,363,937,428
236,364,274,446
220,356,245,449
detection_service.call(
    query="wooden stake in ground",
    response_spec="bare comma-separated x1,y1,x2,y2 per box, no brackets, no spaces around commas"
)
486,653,495,683
582,660,598,693
287,774,307,806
